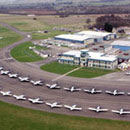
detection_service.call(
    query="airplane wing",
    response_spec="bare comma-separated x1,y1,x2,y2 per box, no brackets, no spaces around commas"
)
75,88,81,91
88,107,97,111
84,89,90,92
111,110,120,113
30,80,34,83
38,101,43,103
56,105,62,107
123,111,130,114
0,91,3,94
105,91,112,94
74,107,82,110
13,95,17,98
64,88,70,90
46,102,52,106
46,84,50,87
96,90,102,93
55,86,60,89
64,105,72,109
100,109,108,111
28,98,32,101
118,92,125,95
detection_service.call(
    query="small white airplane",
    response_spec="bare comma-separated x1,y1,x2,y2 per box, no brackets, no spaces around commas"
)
46,84,60,89
0,66,3,70
112,109,130,115
127,92,130,95
28,98,43,104
46,102,62,108
0,70,10,75
30,80,43,86
64,105,82,111
84,88,102,94
64,86,81,92
105,90,125,96
0,91,12,96
13,95,26,100
8,73,18,78
88,106,108,113
126,72,130,75
18,77,30,82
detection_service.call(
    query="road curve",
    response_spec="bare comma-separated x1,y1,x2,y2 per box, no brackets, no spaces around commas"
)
0,22,130,121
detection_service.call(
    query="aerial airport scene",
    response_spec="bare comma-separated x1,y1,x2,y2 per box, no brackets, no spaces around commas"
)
0,0,130,130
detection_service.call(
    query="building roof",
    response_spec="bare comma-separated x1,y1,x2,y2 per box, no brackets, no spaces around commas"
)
77,31,115,37
63,50,81,57
62,50,117,62
88,53,117,62
55,30,116,43
111,40,130,47
55,34,95,42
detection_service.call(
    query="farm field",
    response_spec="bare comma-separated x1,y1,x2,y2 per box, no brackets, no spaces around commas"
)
0,101,130,130
10,41,46,62
0,25,22,48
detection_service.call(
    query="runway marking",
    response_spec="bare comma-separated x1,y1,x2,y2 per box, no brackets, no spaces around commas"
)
52,67,82,82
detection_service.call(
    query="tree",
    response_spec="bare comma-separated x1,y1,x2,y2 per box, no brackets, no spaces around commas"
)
86,18,91,24
95,15,129,29
33,17,37,20
104,23,113,32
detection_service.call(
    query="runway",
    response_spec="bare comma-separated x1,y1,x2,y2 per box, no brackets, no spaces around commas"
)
0,22,130,121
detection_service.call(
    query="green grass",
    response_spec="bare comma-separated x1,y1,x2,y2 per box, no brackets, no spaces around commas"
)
10,41,47,62
68,67,118,78
40,62,78,74
32,30,66,40
41,62,118,78
0,25,22,48
0,101,130,130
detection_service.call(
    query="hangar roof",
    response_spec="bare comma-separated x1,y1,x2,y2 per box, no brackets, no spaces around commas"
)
55,34,95,42
77,31,115,37
55,30,115,42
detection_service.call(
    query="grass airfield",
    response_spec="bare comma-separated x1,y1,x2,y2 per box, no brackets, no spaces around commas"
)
0,25,22,48
0,101,130,130
0,14,97,40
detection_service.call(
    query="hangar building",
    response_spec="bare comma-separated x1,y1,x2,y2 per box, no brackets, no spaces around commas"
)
55,31,116,44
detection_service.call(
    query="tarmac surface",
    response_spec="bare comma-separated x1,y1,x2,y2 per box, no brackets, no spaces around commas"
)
0,22,130,121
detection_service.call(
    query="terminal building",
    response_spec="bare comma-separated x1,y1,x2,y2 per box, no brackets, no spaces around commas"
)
58,50,118,69
55,31,117,45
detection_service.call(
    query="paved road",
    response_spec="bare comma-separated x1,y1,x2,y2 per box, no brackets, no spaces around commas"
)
0,22,130,121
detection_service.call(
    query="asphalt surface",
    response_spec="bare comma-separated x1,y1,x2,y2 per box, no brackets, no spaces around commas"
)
0,22,130,121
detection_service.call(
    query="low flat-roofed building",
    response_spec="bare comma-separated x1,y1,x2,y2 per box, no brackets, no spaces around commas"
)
58,50,117,69
111,40,130,51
